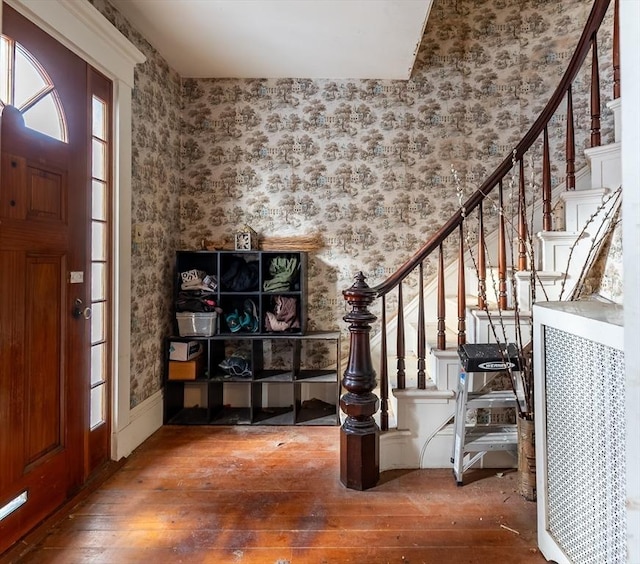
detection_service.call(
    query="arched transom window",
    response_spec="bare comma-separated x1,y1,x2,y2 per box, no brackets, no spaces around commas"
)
0,34,67,142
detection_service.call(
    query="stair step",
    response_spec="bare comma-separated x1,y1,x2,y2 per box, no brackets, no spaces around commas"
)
467,390,518,409
584,143,621,190
462,424,518,452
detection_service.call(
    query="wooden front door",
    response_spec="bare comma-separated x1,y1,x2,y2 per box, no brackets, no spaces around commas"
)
0,5,90,552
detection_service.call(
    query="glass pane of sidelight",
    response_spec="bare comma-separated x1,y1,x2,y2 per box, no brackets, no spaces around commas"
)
92,221,106,261
92,181,107,221
92,262,106,302
92,138,106,181
91,301,105,344
90,384,105,429
91,343,105,387
92,96,106,139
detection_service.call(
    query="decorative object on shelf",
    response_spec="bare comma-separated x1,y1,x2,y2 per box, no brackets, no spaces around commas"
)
234,224,258,251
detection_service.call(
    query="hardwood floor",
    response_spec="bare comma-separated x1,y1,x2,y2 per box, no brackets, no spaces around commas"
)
2,426,545,563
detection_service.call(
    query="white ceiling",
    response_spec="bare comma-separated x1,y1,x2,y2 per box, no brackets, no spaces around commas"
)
108,0,433,79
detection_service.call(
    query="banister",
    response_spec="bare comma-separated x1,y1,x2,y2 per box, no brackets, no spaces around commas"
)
340,0,613,491
371,0,611,298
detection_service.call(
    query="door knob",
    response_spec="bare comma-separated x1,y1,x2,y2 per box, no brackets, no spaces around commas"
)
72,298,92,319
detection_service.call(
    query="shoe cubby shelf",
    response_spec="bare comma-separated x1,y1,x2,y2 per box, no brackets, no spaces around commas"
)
165,250,340,427
175,250,307,336
163,332,341,427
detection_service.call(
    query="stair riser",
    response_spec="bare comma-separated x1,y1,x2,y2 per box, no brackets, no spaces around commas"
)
466,310,532,347
585,143,621,191
561,187,616,233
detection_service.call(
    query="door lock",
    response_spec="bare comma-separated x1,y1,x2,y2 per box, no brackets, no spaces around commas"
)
72,298,92,320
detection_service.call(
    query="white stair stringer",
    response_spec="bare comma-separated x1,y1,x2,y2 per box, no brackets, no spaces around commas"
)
383,388,455,470
608,98,621,143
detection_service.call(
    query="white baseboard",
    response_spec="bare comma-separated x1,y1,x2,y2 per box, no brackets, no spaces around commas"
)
113,389,163,460
380,429,413,471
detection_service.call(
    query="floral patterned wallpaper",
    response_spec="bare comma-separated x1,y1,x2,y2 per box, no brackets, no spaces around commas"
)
179,2,614,328
97,0,614,407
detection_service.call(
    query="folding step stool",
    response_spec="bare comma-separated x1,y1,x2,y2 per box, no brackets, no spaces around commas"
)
452,343,522,485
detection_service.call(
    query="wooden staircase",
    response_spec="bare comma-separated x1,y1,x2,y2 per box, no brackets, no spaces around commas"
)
338,0,620,490
384,133,621,470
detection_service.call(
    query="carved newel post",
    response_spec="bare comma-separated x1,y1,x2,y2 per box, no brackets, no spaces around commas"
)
340,272,380,490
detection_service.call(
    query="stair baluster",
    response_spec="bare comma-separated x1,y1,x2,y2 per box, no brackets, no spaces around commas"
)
498,181,508,309
396,283,406,390
418,262,427,388
566,86,576,190
436,248,445,352
542,127,552,231
458,225,466,346
591,34,601,147
379,295,388,431
518,159,528,271
477,203,486,310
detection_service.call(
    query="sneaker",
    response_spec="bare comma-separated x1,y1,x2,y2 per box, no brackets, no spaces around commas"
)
225,310,242,333
219,355,251,378
241,299,259,332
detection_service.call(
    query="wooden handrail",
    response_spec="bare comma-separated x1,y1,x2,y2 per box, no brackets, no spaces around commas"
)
369,0,611,299
339,0,613,491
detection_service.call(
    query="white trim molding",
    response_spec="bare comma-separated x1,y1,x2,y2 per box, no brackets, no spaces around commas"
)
114,389,164,459
4,0,147,461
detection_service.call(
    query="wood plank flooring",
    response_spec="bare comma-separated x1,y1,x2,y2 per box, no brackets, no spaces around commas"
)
2,426,545,563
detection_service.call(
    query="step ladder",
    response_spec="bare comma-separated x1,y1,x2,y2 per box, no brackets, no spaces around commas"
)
452,343,522,485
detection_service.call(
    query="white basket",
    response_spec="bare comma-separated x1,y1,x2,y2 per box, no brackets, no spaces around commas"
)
176,312,217,336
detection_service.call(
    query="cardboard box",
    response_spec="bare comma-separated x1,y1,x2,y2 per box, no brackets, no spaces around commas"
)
169,340,203,361
168,356,205,380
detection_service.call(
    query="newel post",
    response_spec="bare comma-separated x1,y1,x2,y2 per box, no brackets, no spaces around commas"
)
340,272,380,490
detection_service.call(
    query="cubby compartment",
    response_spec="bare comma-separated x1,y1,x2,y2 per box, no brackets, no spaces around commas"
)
218,294,261,335
252,382,294,425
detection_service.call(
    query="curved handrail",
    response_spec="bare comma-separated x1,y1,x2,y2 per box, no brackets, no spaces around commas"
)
339,0,615,490
372,0,611,298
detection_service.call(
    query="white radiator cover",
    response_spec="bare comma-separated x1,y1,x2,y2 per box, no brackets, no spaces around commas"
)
533,301,626,564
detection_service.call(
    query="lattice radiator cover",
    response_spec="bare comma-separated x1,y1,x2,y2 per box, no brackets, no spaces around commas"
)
543,326,626,564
